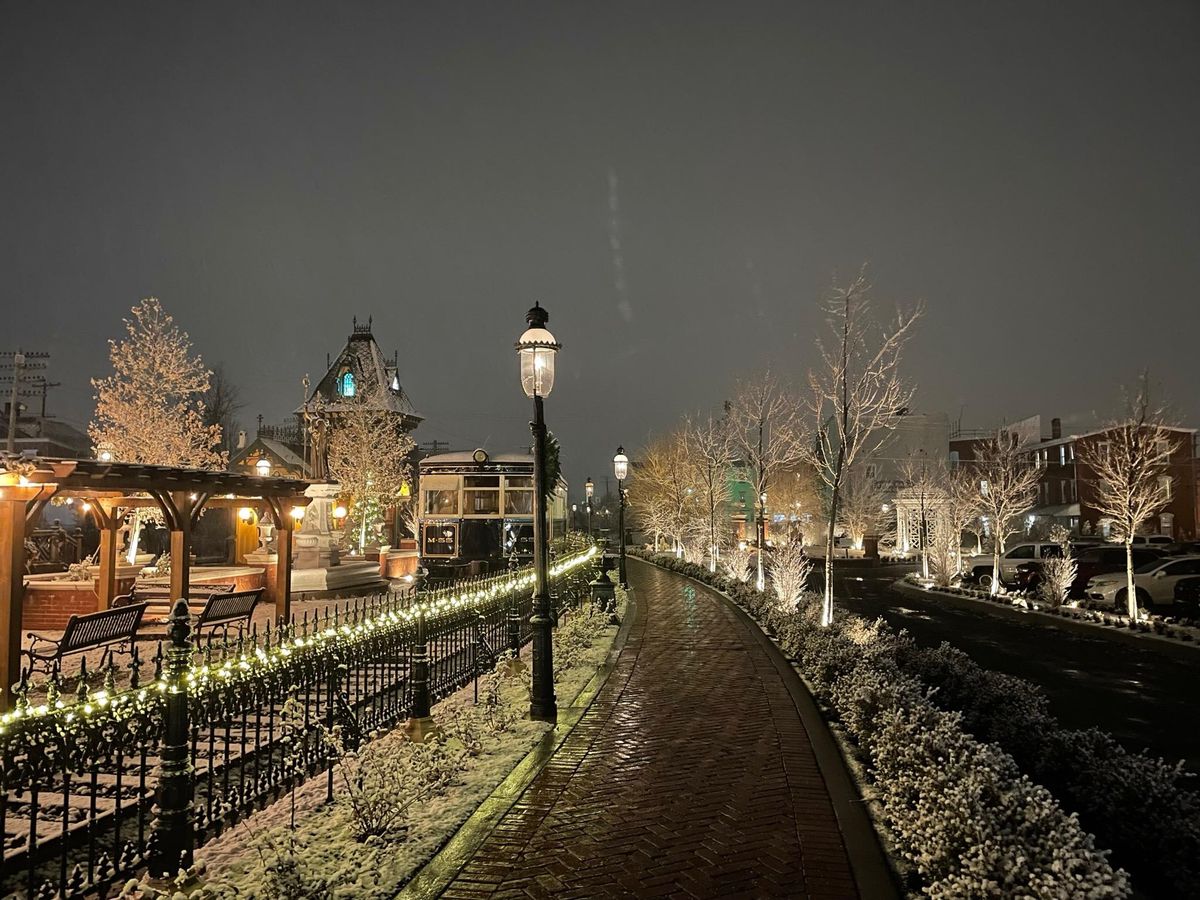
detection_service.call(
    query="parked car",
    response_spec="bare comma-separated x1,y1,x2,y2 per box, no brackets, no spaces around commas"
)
1085,555,1200,613
1015,545,1167,596
966,543,1064,588
1172,577,1200,618
1130,534,1175,547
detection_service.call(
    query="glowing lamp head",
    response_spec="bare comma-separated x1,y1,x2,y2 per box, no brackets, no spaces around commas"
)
255,457,272,477
613,447,628,481
97,448,113,463
238,507,253,522
585,477,594,499
516,303,560,399
290,505,305,521
333,505,348,519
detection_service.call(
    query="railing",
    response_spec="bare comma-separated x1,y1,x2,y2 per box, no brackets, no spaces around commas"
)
0,545,600,899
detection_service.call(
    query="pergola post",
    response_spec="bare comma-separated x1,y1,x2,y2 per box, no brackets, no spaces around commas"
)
0,486,41,710
273,509,295,623
95,503,120,610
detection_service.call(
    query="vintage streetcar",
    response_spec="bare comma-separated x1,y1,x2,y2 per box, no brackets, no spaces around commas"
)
417,449,568,580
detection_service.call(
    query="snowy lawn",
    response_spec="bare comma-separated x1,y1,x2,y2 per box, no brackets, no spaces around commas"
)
135,600,624,900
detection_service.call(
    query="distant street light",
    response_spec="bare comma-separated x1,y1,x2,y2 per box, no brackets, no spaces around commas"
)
585,476,594,539
516,302,560,724
614,447,629,588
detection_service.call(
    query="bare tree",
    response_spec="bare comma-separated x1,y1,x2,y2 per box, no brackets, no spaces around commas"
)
682,413,733,572
1078,374,1179,619
203,364,245,454
766,464,824,546
726,372,804,592
628,432,693,555
326,392,416,553
974,429,1040,594
837,467,889,552
931,464,984,586
803,270,921,625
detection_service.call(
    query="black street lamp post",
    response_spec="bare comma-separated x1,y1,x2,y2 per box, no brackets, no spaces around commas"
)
614,447,629,588
517,303,560,723
585,476,594,540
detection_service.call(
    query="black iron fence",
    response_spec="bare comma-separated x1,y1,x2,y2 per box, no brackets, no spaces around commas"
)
0,545,599,899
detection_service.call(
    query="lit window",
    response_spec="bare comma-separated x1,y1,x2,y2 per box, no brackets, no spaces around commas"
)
1158,476,1172,500
339,370,356,397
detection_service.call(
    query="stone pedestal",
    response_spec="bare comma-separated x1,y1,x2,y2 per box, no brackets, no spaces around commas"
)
296,483,341,570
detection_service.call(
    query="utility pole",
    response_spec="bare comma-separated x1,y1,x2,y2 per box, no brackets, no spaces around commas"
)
1,350,49,453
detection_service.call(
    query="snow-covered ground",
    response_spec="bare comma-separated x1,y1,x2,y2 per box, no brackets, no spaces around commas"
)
184,603,623,899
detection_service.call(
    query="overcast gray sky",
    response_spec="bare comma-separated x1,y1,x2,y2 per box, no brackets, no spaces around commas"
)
3,1,1198,487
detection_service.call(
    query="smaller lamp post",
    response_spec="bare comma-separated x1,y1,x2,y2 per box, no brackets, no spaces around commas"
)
585,477,594,539
613,447,629,588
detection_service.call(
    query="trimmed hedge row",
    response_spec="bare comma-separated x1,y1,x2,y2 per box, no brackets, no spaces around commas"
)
635,552,1134,898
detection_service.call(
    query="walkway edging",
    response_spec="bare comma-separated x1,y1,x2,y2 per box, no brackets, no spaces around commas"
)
397,591,640,898
658,560,901,900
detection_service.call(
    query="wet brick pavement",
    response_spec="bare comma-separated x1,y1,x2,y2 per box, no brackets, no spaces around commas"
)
440,558,859,899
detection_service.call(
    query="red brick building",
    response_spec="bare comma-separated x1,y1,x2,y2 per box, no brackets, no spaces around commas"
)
950,417,1198,540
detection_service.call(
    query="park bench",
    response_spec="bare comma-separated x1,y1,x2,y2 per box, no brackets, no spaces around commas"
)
192,588,264,643
24,602,150,674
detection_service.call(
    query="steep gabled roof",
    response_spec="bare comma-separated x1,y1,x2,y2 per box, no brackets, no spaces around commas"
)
297,317,422,425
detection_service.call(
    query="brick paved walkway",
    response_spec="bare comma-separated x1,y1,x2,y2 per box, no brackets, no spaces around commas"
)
440,558,860,899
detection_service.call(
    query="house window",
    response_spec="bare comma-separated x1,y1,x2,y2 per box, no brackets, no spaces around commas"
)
1067,443,1075,461
979,479,989,496
339,370,356,397
1060,481,1068,503
1059,446,1066,466
1158,476,1172,500
865,463,879,480
1155,439,1170,461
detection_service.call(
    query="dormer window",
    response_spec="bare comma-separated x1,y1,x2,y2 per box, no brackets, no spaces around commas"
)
391,374,400,391
338,369,356,397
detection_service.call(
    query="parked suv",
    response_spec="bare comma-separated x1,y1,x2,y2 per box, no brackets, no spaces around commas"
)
1173,577,1200,618
966,543,1064,589
1085,555,1200,613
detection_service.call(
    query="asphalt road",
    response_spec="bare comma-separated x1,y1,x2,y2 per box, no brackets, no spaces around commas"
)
829,563,1200,772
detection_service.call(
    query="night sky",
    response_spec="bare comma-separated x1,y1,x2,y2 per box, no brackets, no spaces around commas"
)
3,2,1198,490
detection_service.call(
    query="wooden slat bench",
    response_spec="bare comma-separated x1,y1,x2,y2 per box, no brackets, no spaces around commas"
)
193,588,264,642
25,602,150,674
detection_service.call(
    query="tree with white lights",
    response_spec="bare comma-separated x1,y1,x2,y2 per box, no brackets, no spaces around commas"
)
682,413,734,572
974,429,1039,595
89,298,225,561
804,269,921,625
90,298,224,469
1079,374,1178,619
326,393,415,553
726,371,805,592
837,466,889,552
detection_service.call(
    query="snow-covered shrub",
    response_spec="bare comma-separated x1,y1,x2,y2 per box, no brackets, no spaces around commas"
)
324,727,427,841
767,540,811,610
553,601,609,679
476,656,522,734
720,544,754,583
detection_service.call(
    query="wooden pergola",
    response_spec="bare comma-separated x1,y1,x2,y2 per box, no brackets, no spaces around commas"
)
0,457,311,708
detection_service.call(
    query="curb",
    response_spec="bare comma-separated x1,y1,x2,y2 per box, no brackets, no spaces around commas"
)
397,590,640,899
657,561,900,900
892,580,1200,662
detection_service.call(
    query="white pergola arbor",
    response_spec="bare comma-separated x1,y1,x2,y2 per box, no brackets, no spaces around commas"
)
892,485,953,564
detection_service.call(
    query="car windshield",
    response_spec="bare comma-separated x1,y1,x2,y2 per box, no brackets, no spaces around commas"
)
1134,559,1168,574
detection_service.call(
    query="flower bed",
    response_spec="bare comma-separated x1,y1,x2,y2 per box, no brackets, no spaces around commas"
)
119,592,627,900
635,552,1135,898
